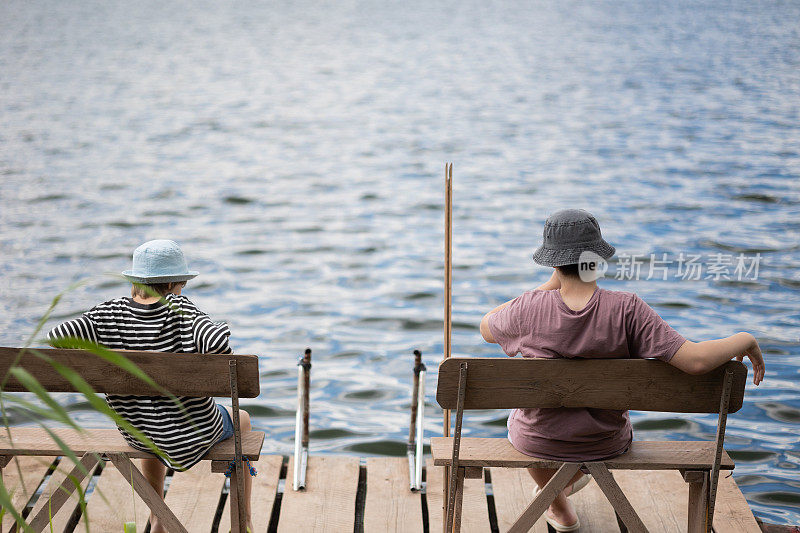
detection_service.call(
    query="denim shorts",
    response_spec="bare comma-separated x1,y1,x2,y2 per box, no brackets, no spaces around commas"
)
215,404,235,443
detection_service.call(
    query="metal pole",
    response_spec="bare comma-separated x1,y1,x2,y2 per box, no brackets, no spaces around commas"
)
293,348,311,490
408,350,427,491
408,350,421,490
415,366,426,490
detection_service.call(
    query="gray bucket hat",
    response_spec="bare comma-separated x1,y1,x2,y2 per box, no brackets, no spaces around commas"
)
532,209,615,267
122,240,199,284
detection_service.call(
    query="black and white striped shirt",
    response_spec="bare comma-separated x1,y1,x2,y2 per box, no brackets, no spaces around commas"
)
48,294,231,470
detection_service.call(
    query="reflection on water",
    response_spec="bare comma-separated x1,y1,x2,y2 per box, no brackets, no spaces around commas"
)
1,0,799,525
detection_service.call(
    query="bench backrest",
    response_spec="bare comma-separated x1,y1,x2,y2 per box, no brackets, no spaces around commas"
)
436,358,746,413
0,347,260,398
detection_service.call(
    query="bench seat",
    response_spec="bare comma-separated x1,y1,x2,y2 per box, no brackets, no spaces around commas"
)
0,427,265,461
431,437,734,471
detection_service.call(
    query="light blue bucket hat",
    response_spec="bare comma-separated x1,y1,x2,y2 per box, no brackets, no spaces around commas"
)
122,240,199,284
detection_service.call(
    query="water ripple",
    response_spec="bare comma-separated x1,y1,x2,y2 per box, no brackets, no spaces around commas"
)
1,0,799,525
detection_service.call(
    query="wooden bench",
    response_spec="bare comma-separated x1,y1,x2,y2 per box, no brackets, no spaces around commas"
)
431,357,747,533
0,347,266,533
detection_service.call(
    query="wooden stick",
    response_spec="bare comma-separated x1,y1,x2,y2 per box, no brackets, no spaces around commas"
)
707,369,734,531
229,360,247,533
443,162,453,437
302,349,311,449
442,162,453,530
445,361,467,533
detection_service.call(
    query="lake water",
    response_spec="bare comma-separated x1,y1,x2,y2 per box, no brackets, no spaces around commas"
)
1,0,799,526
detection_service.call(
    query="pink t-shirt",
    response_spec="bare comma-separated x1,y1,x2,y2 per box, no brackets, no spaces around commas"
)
487,287,686,461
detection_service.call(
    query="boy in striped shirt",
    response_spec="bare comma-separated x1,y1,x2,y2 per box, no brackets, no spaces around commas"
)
49,239,254,533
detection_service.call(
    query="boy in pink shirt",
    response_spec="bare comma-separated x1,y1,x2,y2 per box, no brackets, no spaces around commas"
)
480,209,765,532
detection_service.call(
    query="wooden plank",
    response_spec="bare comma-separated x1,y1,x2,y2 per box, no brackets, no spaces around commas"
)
0,428,264,461
712,474,761,533
363,457,422,533
1,456,53,533
23,456,96,533
614,469,688,532
28,453,99,532
570,474,621,532
0,347,260,398
278,456,360,533
162,461,226,532
218,455,283,533
489,468,548,533
436,358,746,413
431,438,734,470
426,458,490,533
75,461,150,533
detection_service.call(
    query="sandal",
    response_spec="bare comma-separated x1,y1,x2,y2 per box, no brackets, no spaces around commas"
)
533,487,581,532
567,473,592,496
530,476,591,532
544,513,581,532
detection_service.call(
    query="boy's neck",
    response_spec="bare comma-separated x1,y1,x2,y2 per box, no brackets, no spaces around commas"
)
558,276,597,296
132,295,164,305
130,283,183,305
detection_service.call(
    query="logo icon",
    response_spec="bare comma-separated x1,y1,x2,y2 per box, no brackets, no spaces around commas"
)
578,251,608,282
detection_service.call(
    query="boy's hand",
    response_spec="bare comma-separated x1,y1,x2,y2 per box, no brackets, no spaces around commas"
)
735,333,765,386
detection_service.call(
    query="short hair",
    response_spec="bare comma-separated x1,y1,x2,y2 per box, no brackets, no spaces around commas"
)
555,263,593,277
131,282,184,299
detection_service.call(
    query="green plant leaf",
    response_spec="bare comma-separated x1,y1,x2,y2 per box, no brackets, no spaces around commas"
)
31,342,164,395
30,343,190,419
7,368,82,431
38,426,91,479
0,394,83,429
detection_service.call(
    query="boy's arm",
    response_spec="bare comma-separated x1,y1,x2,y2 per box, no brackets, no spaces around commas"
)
47,315,99,347
480,300,513,343
480,270,560,343
668,332,765,385
193,316,232,354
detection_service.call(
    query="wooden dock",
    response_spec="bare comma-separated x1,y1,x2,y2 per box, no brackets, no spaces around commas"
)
1,454,762,532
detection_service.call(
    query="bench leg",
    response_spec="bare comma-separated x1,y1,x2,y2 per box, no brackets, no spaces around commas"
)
684,470,710,533
585,463,648,533
442,466,449,533
28,453,99,533
229,467,243,533
508,462,581,533
108,453,189,533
